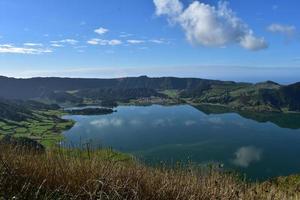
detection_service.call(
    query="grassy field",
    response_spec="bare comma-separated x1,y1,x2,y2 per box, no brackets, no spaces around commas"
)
160,90,181,99
0,109,74,148
0,145,299,200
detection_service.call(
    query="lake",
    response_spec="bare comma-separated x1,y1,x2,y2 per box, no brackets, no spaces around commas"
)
63,105,300,180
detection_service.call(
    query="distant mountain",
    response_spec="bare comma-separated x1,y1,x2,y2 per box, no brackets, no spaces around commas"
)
279,82,300,111
0,75,236,99
0,75,299,112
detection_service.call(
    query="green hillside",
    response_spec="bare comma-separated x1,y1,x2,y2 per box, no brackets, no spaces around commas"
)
0,99,74,147
0,76,299,112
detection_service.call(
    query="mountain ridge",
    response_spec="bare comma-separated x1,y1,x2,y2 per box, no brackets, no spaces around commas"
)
0,75,299,112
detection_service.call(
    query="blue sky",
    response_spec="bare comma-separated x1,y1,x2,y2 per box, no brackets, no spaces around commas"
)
0,0,299,83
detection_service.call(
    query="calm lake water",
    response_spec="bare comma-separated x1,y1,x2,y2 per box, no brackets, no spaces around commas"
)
63,105,300,180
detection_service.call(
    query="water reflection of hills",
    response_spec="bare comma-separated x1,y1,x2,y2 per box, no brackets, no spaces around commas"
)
195,104,300,130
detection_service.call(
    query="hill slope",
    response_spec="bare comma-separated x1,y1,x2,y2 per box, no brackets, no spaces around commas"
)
0,76,299,112
0,76,234,99
0,99,73,147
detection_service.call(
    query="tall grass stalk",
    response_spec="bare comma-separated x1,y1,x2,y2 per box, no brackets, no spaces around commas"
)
0,145,299,200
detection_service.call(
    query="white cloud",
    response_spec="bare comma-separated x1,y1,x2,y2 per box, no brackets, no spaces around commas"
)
51,39,78,45
87,39,122,46
87,39,99,45
104,39,122,45
94,27,109,35
153,0,268,51
50,43,64,47
23,43,43,47
149,39,166,44
127,39,145,44
153,0,183,16
267,23,296,36
232,146,262,167
126,39,167,45
90,118,124,128
240,33,268,51
0,44,52,54
120,32,134,38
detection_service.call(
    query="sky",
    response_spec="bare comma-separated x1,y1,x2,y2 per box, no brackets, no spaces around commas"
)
0,0,299,83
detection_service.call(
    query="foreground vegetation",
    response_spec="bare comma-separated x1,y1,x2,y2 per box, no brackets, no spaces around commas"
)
0,117,73,148
0,145,299,200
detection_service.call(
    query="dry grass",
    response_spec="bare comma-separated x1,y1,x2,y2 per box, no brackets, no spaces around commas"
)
0,145,299,200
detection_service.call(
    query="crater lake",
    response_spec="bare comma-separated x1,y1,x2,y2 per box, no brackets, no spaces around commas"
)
62,105,300,180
